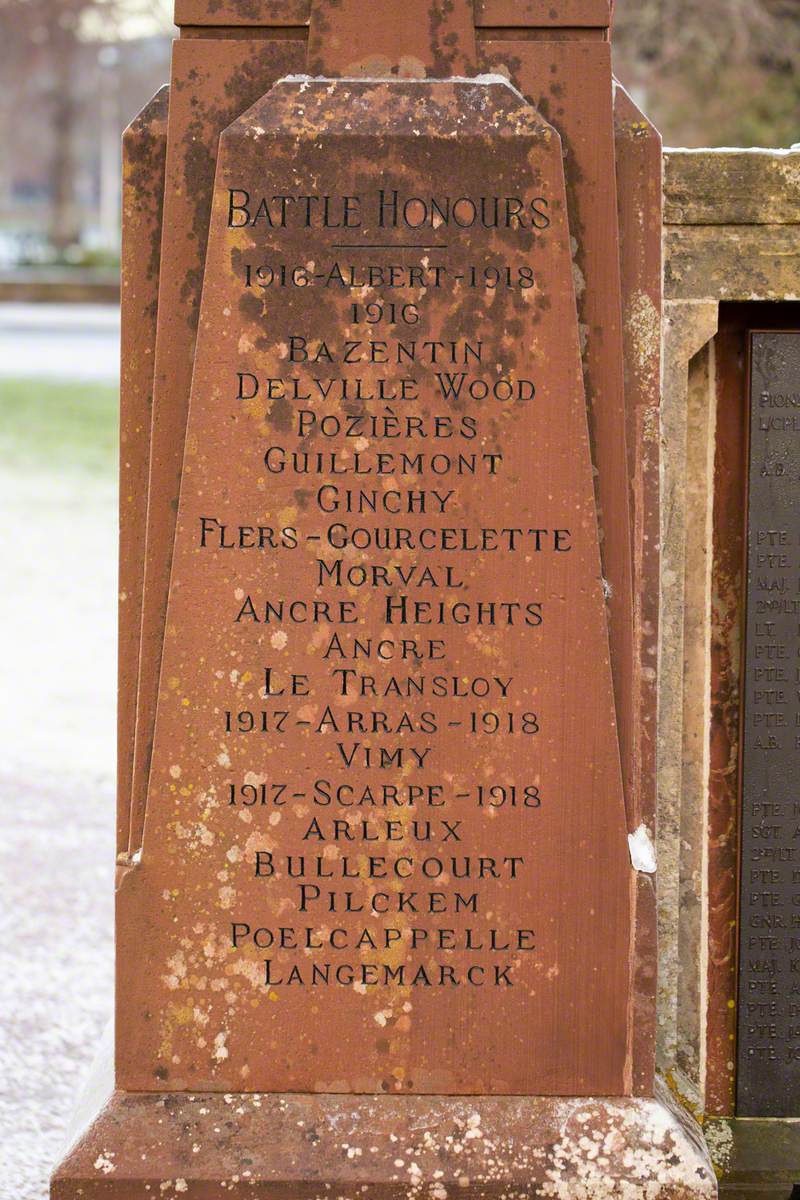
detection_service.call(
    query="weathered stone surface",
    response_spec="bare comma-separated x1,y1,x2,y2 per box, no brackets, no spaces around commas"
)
129,35,306,860
657,297,719,1080
307,0,477,76
477,0,611,24
117,75,631,1097
665,225,800,303
118,86,168,857
614,79,662,1097
675,334,715,1097
705,312,750,1119
481,37,637,870
175,0,308,24
664,148,800,227
173,0,613,29
52,1084,716,1199
657,151,800,1200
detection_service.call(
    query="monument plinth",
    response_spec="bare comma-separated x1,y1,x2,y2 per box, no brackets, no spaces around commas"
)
52,3,716,1196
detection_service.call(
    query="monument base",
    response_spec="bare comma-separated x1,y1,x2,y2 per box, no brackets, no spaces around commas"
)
52,1076,716,1199
705,1116,800,1198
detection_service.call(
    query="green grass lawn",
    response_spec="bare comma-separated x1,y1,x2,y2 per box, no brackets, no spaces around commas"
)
0,377,119,475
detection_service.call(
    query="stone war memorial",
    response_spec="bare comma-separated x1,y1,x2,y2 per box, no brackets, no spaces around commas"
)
50,2,800,1198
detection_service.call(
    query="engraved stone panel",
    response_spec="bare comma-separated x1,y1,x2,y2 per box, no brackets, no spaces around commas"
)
116,75,632,1096
737,330,800,1117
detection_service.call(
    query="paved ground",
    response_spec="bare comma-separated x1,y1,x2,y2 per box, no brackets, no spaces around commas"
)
0,315,119,1198
0,304,120,383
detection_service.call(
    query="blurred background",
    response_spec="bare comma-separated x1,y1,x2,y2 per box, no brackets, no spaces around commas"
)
0,3,797,1199
0,0,798,278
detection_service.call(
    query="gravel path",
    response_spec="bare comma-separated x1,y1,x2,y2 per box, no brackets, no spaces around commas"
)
0,467,117,1199
0,305,120,383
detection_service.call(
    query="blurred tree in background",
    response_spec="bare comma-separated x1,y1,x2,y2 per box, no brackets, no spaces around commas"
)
0,0,168,253
0,0,796,261
613,0,800,147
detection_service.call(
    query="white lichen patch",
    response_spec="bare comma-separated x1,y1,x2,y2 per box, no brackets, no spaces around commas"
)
538,1100,715,1198
173,819,214,851
628,825,657,874
163,950,187,990
626,289,660,378
703,1119,733,1172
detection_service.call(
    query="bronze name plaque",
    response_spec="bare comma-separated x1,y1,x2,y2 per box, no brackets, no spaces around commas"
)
117,76,632,1096
738,330,800,1116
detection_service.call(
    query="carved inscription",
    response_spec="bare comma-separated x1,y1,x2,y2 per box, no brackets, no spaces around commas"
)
737,330,800,1116
118,78,631,1095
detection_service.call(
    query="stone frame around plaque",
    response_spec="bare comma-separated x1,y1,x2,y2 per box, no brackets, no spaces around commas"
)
661,147,800,1195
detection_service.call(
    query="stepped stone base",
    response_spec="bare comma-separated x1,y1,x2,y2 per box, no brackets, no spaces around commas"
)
52,1074,716,1199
